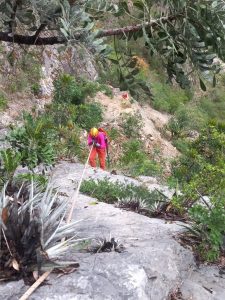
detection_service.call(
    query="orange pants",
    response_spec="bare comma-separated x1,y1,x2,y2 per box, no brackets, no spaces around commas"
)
89,147,106,170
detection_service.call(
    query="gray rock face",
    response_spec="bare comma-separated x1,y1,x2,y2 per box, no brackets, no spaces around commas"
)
181,266,225,300
0,128,9,149
40,46,98,97
0,162,224,300
52,162,174,199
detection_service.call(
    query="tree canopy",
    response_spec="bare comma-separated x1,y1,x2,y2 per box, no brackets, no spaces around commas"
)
1,0,225,89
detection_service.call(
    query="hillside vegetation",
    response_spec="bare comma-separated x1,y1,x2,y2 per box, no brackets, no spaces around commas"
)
0,0,224,288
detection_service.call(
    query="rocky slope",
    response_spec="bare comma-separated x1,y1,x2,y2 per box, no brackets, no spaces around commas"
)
1,162,224,300
0,41,178,164
96,91,178,161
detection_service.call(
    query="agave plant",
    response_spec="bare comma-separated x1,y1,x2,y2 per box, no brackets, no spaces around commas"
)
116,197,150,215
89,235,124,254
148,201,166,217
0,181,83,283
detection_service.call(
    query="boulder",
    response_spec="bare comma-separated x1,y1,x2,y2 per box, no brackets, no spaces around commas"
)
0,162,224,300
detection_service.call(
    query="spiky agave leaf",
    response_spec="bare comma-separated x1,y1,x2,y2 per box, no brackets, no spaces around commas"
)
148,201,164,215
89,235,124,253
0,181,83,283
116,197,150,214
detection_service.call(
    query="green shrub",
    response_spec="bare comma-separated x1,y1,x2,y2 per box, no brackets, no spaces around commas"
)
99,84,113,98
6,51,42,93
43,103,84,160
56,124,83,159
172,138,190,153
171,125,225,261
53,73,113,105
188,199,225,262
31,83,41,96
0,149,21,186
151,80,191,113
7,113,56,169
171,125,225,185
79,80,113,98
167,117,183,139
20,52,41,81
107,127,120,140
198,91,225,122
0,92,7,110
120,140,162,177
75,103,103,131
45,103,78,127
166,105,207,139
53,74,84,105
120,140,144,164
14,173,48,189
7,73,29,93
80,177,160,205
121,112,143,138
126,159,162,177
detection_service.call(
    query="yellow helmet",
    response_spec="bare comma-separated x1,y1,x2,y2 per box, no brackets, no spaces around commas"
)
90,127,98,137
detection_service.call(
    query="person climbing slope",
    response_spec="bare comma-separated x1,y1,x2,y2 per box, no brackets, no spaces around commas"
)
88,127,107,170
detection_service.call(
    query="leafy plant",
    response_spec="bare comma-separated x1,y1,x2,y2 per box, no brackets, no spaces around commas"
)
167,117,183,139
99,84,113,98
80,177,163,205
182,199,225,262
7,113,56,170
120,140,162,177
14,173,48,189
0,92,7,110
121,112,143,138
116,197,150,214
172,138,190,154
56,123,83,159
53,74,84,105
171,125,225,261
166,105,207,139
0,149,21,186
151,79,191,113
89,236,124,253
75,103,103,131
5,51,42,94
107,127,120,141
31,83,41,96
45,103,78,127
53,74,112,105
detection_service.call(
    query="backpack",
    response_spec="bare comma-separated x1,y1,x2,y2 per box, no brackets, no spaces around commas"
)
98,128,109,145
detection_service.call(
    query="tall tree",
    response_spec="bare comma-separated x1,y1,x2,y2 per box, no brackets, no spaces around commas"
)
0,0,225,88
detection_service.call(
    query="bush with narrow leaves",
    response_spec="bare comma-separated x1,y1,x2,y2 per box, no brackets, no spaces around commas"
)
7,113,56,170
171,125,225,261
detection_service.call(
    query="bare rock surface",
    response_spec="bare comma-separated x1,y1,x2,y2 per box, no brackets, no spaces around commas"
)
52,161,174,199
0,162,224,300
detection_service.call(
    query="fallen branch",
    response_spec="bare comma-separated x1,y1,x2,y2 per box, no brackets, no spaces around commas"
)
19,271,52,300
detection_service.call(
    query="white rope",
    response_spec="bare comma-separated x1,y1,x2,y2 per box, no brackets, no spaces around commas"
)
66,145,93,224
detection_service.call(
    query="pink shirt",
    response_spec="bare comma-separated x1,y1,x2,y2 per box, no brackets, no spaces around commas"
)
88,132,107,149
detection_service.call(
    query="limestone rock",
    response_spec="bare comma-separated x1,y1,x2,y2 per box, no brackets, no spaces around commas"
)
0,162,224,300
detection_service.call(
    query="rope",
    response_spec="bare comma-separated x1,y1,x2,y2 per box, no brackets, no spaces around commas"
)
19,145,93,300
66,144,93,224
